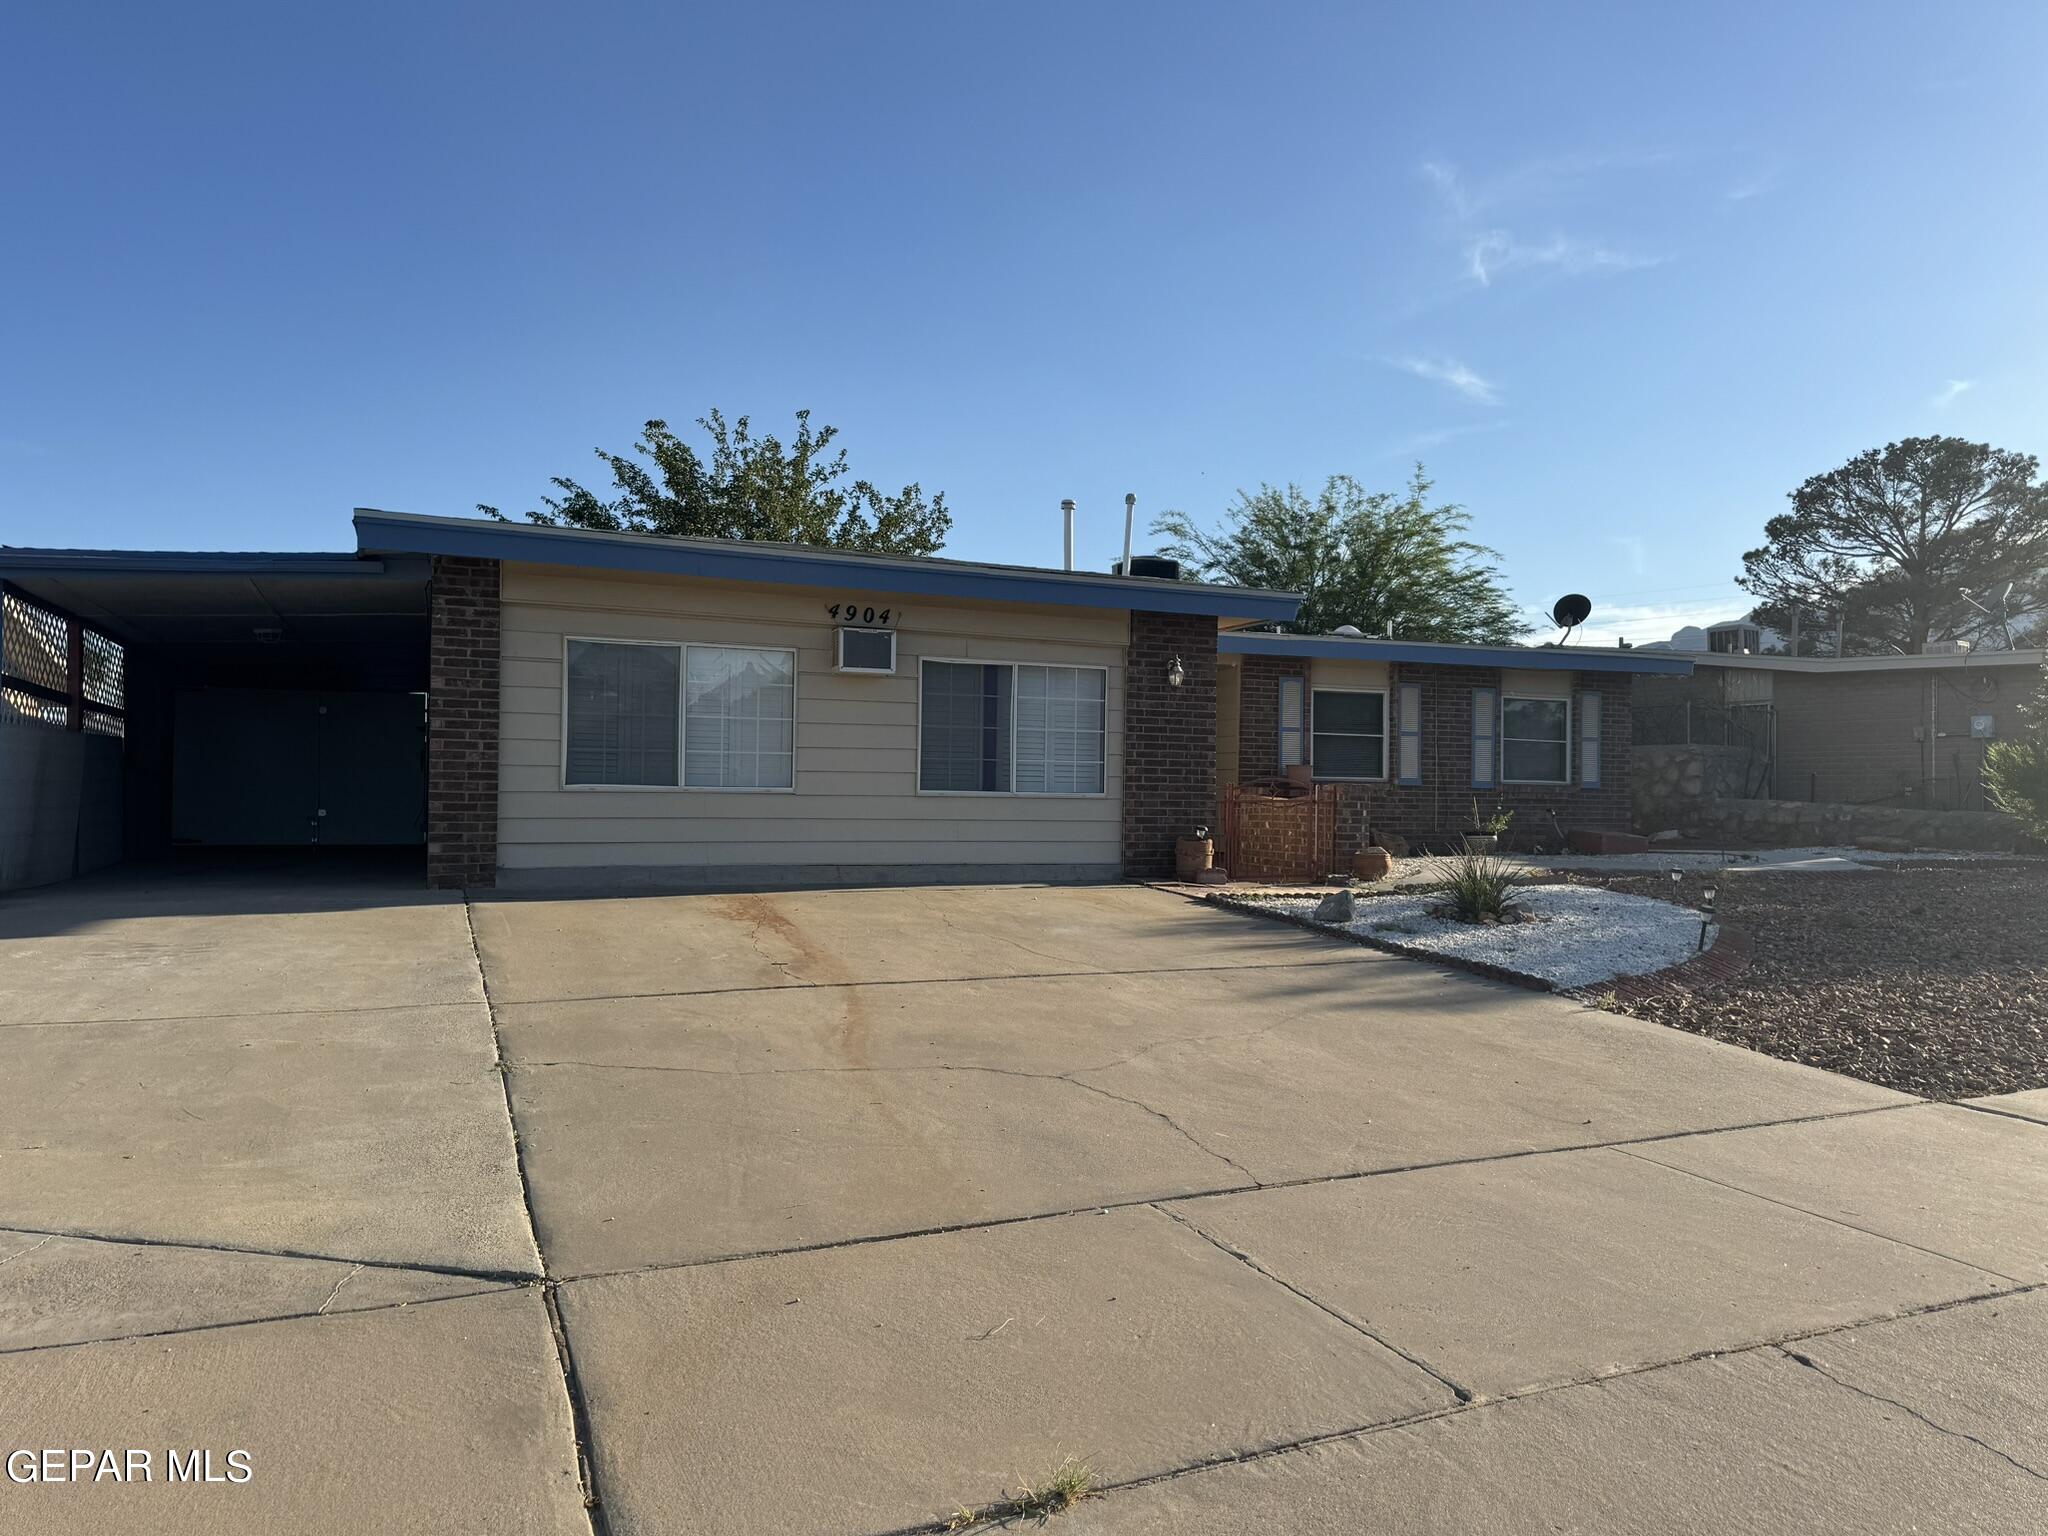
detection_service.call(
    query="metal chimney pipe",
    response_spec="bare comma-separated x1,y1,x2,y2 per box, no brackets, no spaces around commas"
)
1061,499,1075,571
1121,493,1136,576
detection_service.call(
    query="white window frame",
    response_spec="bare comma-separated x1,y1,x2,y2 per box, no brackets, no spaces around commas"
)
559,636,798,794
1500,692,1572,786
915,656,1110,798
1309,687,1389,782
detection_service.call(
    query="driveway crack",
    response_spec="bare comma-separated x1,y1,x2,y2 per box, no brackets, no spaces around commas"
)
1154,1204,1473,1404
1777,1346,2046,1480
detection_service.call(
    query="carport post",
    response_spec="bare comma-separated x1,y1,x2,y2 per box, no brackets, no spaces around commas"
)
64,617,83,732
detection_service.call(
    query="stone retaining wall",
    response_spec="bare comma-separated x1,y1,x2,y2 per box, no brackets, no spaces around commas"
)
1633,744,1755,834
1673,795,2025,851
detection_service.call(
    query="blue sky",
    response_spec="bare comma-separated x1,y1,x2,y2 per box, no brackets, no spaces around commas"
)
5,2,2044,644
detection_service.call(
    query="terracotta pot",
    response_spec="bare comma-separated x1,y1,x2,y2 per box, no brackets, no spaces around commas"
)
1352,846,1393,881
1174,837,1214,882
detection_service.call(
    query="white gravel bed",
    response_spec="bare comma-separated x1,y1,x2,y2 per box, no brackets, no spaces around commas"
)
1257,883,1710,988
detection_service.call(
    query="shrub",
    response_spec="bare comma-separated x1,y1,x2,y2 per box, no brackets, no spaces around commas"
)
1427,851,1529,923
1984,659,2048,840
1984,737,2048,839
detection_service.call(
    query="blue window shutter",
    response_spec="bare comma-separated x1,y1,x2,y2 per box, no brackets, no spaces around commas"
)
1277,675,1305,768
1579,690,1602,787
1397,682,1423,785
1471,687,1497,788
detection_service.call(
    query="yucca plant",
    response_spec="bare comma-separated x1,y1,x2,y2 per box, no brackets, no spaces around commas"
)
1426,851,1530,923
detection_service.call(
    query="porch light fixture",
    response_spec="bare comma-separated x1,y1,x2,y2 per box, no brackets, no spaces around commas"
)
1166,654,1186,688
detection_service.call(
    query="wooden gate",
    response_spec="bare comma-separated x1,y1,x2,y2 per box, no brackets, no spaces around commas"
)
1221,782,1341,882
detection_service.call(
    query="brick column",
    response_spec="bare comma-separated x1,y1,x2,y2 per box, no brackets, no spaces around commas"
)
1121,611,1218,877
427,556,500,889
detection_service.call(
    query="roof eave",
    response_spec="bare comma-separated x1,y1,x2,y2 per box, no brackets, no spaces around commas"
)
1217,632,1696,676
352,509,1302,623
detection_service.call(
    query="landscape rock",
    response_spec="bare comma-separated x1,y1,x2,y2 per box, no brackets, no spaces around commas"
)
1312,889,1356,924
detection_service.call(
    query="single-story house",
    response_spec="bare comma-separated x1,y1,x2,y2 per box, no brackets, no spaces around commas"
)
1,512,1300,890
2,511,1698,891
1217,633,1692,864
1633,647,2046,810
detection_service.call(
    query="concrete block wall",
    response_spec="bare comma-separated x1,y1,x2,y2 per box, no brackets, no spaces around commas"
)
427,556,501,889
1770,668,2007,810
1122,611,1218,877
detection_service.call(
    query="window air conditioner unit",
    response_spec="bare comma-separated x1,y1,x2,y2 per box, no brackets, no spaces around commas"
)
835,627,896,674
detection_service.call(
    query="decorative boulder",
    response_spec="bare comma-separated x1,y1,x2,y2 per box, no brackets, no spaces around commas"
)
1312,888,1356,924
1352,846,1393,881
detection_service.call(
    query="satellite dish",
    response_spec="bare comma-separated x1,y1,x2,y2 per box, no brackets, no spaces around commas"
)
1551,593,1592,630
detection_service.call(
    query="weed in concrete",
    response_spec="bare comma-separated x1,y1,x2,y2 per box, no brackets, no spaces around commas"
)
947,1457,1094,1529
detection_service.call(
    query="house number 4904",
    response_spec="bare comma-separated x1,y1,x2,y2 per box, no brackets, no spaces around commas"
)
827,603,891,625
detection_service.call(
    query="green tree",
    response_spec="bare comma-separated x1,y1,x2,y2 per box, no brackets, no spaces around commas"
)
1152,467,1522,643
1983,659,2048,840
1739,437,2048,655
481,410,951,556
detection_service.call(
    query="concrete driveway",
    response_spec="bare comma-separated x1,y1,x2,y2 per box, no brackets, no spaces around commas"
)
2,870,2044,1533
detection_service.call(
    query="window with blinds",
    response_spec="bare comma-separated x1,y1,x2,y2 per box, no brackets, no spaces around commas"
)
564,640,681,786
684,646,795,789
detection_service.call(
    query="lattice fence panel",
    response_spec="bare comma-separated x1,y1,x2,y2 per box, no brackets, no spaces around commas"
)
3,589,67,694
83,628,124,709
2,686,67,728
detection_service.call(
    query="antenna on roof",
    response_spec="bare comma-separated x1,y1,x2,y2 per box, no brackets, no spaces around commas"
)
1550,593,1591,645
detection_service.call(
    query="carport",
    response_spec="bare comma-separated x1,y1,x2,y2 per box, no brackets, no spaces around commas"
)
0,548,431,888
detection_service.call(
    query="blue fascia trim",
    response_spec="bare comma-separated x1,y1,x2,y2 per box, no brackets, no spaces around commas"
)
1219,632,1694,676
353,510,1302,622
0,550,378,577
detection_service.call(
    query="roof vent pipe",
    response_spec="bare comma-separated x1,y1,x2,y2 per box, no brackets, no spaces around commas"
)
1061,499,1075,572
1122,493,1136,577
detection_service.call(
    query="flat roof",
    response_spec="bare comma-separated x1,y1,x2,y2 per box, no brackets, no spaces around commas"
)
1677,648,2044,673
353,509,1303,623
1218,631,1695,676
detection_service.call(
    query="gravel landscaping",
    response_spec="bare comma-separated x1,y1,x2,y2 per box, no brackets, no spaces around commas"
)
1567,860,2048,1100
1252,884,1709,990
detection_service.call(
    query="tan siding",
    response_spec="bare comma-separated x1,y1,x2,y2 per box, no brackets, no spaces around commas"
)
496,563,1127,872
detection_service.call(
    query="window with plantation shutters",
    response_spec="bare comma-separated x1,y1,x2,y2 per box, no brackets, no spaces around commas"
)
564,640,681,786
685,646,795,789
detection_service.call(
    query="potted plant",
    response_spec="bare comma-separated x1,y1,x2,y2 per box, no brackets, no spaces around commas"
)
1463,798,1513,854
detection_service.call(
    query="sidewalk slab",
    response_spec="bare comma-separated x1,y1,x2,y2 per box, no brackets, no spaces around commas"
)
0,1232,505,1352
555,1204,1452,1535
1172,1147,1999,1398
1789,1289,2048,1476
469,883,1377,1003
1630,1104,2048,1280
0,888,481,1025
1057,1348,2048,1535
0,1005,538,1276
0,1289,584,1535
511,1058,1245,1274
1070,991,1906,1185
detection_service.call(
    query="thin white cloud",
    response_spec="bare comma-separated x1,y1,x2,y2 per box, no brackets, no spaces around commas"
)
1390,356,1499,404
1419,157,1664,290
1467,231,1662,287
1374,420,1509,460
1931,379,1973,410
1724,169,1776,203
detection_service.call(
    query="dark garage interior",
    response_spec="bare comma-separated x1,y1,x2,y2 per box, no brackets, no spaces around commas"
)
1,550,432,887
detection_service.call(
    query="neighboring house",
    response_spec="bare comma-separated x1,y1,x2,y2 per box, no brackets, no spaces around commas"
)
0,512,1299,890
1219,632,1692,857
1633,648,2047,809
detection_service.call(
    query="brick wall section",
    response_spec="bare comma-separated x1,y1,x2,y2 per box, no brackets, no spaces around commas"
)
427,556,501,889
1235,653,1307,783
1236,659,1635,857
1122,611,1218,877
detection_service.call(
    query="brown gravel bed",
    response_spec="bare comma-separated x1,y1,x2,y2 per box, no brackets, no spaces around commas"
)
1561,861,2048,1100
